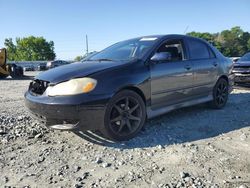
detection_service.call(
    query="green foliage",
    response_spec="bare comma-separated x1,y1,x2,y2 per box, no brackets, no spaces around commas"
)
186,32,215,43
248,39,250,50
4,38,17,61
187,26,250,57
74,51,97,61
4,36,56,61
74,55,83,61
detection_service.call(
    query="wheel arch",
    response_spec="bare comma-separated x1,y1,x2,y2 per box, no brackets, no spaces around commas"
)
218,75,229,83
116,86,146,104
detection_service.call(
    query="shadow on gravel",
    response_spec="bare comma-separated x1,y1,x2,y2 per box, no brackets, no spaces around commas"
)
74,92,250,149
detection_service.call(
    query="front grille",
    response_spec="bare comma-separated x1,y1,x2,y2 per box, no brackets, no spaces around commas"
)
29,79,49,95
233,65,250,69
232,67,250,73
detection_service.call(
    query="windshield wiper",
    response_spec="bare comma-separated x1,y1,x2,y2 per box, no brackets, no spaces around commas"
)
95,58,113,61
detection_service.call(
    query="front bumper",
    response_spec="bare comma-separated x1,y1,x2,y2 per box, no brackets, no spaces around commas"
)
232,66,250,83
25,91,111,131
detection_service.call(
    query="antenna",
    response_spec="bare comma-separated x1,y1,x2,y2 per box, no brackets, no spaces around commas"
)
86,35,89,54
183,26,189,34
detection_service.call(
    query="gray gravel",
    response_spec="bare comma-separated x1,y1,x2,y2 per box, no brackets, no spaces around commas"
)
0,71,250,188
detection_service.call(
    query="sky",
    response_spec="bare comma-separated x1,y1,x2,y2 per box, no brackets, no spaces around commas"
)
0,0,250,60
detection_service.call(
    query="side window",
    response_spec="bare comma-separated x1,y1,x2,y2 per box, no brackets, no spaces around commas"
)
187,39,210,60
157,39,185,61
208,46,216,58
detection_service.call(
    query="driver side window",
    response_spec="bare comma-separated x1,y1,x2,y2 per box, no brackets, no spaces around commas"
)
157,39,185,61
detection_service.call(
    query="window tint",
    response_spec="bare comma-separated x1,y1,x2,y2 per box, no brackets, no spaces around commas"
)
157,39,185,61
188,39,210,60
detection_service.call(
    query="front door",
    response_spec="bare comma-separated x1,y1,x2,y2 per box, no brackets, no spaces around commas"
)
150,39,194,109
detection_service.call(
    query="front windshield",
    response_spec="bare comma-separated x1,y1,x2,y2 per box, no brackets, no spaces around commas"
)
88,37,159,61
240,52,250,61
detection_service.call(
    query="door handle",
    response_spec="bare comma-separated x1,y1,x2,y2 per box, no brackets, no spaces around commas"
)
184,65,191,70
213,62,218,67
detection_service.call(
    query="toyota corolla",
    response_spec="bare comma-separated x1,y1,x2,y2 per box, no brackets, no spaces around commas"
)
25,35,234,141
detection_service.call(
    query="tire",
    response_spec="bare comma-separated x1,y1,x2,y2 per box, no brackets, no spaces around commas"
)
101,90,146,141
17,67,24,76
209,78,229,109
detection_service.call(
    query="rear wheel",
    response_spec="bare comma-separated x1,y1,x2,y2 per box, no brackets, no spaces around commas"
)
210,78,229,109
101,90,146,141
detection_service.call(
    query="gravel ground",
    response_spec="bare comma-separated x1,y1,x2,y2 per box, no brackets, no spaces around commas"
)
0,72,250,188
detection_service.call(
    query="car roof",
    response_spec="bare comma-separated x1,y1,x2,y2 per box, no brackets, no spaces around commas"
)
132,34,209,42
132,34,182,40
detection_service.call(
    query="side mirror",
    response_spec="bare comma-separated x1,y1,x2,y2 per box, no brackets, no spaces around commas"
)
150,52,172,62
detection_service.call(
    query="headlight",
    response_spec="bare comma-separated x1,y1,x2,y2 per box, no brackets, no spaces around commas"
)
45,77,97,96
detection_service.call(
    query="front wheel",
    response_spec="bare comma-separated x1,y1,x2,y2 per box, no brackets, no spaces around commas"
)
209,78,229,109
101,90,146,141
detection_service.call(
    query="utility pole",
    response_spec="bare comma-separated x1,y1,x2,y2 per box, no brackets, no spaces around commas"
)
183,26,189,34
86,35,89,54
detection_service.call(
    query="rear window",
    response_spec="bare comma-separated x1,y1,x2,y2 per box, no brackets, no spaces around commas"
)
208,47,216,58
187,39,210,60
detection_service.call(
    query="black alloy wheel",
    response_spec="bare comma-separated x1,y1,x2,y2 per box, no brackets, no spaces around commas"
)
102,90,146,141
210,78,229,109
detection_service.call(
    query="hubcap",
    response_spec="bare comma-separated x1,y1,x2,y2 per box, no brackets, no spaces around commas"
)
215,82,228,106
109,97,142,136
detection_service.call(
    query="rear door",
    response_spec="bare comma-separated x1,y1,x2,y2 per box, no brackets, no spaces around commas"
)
185,38,219,97
150,38,194,109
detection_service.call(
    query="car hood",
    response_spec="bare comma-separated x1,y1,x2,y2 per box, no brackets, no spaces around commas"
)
234,61,250,67
36,60,128,84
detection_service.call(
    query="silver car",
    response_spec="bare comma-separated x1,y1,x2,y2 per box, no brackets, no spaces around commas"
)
46,60,69,69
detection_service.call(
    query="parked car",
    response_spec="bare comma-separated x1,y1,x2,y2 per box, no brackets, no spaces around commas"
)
230,57,240,63
46,60,69,69
23,65,35,71
232,52,250,84
25,35,234,141
37,62,47,71
10,64,24,77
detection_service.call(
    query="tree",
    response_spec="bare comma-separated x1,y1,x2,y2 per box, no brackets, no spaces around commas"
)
219,26,244,56
248,39,250,51
187,32,215,43
4,36,56,61
187,26,250,57
4,38,17,61
74,51,97,61
74,55,83,61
